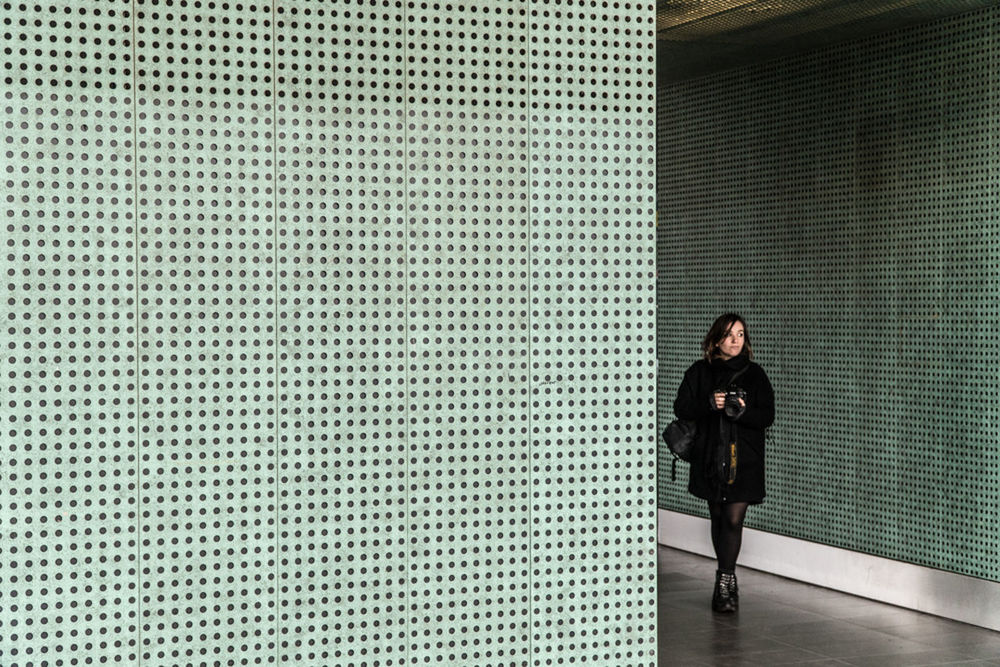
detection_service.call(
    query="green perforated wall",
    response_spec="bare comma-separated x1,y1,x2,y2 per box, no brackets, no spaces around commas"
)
657,6,1000,581
1,1,657,665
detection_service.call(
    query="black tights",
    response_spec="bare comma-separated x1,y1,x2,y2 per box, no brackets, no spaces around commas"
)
708,501,749,572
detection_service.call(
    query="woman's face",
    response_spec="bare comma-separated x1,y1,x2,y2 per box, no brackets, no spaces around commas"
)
717,321,745,359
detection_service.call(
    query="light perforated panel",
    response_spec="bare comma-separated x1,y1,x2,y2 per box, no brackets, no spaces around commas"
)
2,3,139,664
657,6,1000,581
530,0,658,660
2,1,657,665
274,4,407,664
406,3,533,663
134,2,278,663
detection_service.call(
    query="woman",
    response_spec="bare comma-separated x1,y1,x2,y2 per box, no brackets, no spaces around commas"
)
673,313,775,613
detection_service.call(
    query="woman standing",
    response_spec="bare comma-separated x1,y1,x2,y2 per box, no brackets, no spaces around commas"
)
673,314,775,613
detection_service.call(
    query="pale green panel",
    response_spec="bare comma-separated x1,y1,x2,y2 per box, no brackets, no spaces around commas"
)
274,3,408,665
133,0,273,100
529,113,657,667
407,4,532,663
528,0,655,116
407,0,528,111
0,2,138,664
404,7,530,666
528,1,658,664
406,113,532,666
2,1,661,664
1,0,133,94
134,4,277,665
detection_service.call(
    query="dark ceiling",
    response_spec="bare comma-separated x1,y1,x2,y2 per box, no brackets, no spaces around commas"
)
657,0,1000,83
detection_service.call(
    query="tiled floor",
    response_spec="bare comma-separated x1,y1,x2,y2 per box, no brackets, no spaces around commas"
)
658,546,1000,666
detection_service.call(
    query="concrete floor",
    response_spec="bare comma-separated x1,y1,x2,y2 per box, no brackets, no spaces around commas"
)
658,545,1000,666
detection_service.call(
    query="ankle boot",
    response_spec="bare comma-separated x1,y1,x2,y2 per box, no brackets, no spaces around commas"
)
726,571,739,610
712,570,737,613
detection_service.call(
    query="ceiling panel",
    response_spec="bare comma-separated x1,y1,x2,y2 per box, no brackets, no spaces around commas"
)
658,0,999,82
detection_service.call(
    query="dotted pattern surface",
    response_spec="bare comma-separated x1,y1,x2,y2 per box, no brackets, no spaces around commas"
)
2,1,657,665
657,6,1000,581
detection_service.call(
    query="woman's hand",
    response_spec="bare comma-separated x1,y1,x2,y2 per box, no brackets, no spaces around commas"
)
713,392,747,410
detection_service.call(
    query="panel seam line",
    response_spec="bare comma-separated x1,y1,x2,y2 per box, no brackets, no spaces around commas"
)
130,2,141,663
271,1,280,662
526,5,533,663
403,2,411,663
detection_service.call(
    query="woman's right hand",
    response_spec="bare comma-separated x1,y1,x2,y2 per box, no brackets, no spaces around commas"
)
712,391,726,410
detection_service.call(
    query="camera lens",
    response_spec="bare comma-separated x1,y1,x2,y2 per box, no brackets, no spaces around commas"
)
724,388,745,417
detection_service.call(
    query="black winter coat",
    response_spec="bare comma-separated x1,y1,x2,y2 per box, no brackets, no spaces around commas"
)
673,355,775,504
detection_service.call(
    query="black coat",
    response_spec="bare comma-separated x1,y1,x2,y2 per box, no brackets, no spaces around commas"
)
673,355,775,504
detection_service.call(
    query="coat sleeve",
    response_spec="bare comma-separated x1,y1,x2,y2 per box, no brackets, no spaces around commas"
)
673,364,713,421
732,366,774,431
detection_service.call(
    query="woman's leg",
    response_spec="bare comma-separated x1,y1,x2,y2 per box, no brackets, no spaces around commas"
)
708,501,749,571
708,501,749,612
708,501,724,563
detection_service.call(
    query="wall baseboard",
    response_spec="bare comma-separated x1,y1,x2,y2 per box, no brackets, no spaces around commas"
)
658,509,1000,632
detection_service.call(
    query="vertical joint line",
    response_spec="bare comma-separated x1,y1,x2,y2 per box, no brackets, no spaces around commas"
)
403,3,411,665
526,7,533,661
130,2,141,663
271,1,280,661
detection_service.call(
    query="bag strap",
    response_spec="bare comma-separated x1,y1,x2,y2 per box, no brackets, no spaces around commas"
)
726,363,751,386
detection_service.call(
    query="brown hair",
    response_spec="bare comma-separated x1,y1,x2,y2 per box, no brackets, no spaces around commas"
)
702,313,753,361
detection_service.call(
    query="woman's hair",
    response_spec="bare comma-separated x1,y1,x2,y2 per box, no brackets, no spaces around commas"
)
702,313,753,360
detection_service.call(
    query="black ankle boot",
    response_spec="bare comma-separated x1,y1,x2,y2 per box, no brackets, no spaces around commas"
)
727,571,739,610
712,570,738,613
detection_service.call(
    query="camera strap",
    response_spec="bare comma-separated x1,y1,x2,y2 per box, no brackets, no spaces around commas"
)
726,363,750,387
718,362,751,485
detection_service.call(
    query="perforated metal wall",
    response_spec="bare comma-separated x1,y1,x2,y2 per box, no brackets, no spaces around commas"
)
1,1,657,665
657,6,1000,581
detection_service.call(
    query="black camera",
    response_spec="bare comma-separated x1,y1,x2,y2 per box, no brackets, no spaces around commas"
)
723,386,746,418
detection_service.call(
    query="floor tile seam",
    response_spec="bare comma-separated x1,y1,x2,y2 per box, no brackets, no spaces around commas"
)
855,624,1000,642
773,639,964,662
924,652,1000,665
687,640,841,662
822,623,994,653
757,623,921,637
932,647,1000,662
658,629,849,656
835,618,946,635
751,621,912,641
760,628,935,646
752,627,954,661
762,635,848,661
854,628,1000,652
836,649,1000,667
